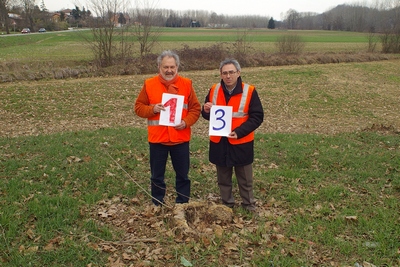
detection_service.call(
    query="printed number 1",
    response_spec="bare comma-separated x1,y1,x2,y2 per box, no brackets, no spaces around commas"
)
213,109,226,131
164,98,177,123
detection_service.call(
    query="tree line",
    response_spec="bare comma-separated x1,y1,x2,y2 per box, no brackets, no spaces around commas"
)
1,0,399,33
1,0,399,68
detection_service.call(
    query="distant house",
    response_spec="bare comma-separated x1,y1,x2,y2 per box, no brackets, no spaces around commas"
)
51,13,61,22
6,13,22,30
62,9,72,16
111,13,131,27
8,13,22,20
51,9,72,23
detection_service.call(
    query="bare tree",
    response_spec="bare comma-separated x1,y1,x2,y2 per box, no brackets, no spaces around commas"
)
367,27,379,52
377,0,400,53
85,0,132,67
276,34,306,54
322,12,333,30
0,0,11,33
285,9,300,29
231,29,254,66
349,4,369,32
297,12,318,30
20,0,35,29
131,0,162,58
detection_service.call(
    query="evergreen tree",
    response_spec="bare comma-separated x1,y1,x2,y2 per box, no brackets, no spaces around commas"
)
72,6,81,20
118,13,126,25
267,17,275,29
40,0,47,12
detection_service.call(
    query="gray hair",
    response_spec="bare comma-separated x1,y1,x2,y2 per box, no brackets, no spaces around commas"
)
219,58,241,72
157,50,180,68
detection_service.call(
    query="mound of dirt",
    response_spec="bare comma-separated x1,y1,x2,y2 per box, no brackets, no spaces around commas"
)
173,201,233,235
93,197,235,241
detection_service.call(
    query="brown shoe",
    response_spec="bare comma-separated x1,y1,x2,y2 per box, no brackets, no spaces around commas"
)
223,203,234,209
242,204,257,212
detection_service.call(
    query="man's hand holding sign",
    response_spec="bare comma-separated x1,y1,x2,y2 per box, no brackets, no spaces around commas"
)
209,105,234,137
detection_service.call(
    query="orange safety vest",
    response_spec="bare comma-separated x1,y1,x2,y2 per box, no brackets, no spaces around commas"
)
209,82,255,145
145,76,192,143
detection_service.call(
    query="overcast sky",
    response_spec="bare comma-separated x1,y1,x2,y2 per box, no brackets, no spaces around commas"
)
43,0,374,20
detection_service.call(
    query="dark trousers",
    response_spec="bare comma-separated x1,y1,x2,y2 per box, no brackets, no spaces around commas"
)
149,142,191,205
216,164,255,207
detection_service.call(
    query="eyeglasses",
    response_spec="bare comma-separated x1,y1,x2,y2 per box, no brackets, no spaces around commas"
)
221,70,238,76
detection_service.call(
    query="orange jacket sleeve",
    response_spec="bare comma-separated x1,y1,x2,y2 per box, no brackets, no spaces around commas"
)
134,83,156,118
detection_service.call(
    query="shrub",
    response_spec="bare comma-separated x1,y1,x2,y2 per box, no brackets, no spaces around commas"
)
176,43,228,71
380,32,400,53
275,34,305,54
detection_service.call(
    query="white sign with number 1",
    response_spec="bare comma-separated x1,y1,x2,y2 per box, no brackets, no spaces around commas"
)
209,105,233,136
159,93,184,126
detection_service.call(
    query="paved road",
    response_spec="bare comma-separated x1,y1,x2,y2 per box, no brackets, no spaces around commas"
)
0,28,87,37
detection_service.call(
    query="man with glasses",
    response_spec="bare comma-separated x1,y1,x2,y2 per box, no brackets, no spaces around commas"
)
201,58,264,212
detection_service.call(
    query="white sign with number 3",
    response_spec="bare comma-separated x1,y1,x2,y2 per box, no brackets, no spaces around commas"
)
209,105,233,136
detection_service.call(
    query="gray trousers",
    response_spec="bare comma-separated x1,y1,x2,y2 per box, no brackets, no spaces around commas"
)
216,164,255,207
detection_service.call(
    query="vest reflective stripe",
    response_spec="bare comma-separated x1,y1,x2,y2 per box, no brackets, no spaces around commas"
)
212,83,250,118
211,83,220,104
148,120,158,126
209,82,255,145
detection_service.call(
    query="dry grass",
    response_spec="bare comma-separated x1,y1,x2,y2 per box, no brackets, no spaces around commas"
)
1,59,399,138
1,32,397,82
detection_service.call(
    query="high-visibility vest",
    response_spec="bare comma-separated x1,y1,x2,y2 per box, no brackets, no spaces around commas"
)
145,76,192,143
209,83,255,145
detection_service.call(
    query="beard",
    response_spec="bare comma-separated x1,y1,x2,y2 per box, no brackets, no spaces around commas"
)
161,72,177,81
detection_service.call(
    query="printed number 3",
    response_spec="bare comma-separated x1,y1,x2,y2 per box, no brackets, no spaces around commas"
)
213,109,226,131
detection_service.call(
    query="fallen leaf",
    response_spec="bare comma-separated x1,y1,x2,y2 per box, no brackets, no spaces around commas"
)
106,171,116,177
363,261,377,267
26,246,39,253
26,229,35,239
345,216,358,222
98,211,109,218
44,242,54,251
224,242,238,251
201,236,211,247
271,234,285,242
130,197,140,204
269,163,279,169
83,156,92,162
122,252,133,260
67,156,83,163
180,256,193,266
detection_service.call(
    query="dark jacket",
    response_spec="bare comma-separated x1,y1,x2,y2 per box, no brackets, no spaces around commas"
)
201,77,264,167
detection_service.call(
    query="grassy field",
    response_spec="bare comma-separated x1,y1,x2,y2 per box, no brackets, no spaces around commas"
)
1,29,400,266
1,28,391,82
0,28,378,63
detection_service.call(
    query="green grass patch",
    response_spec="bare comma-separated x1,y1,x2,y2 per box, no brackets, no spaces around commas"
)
1,127,399,266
